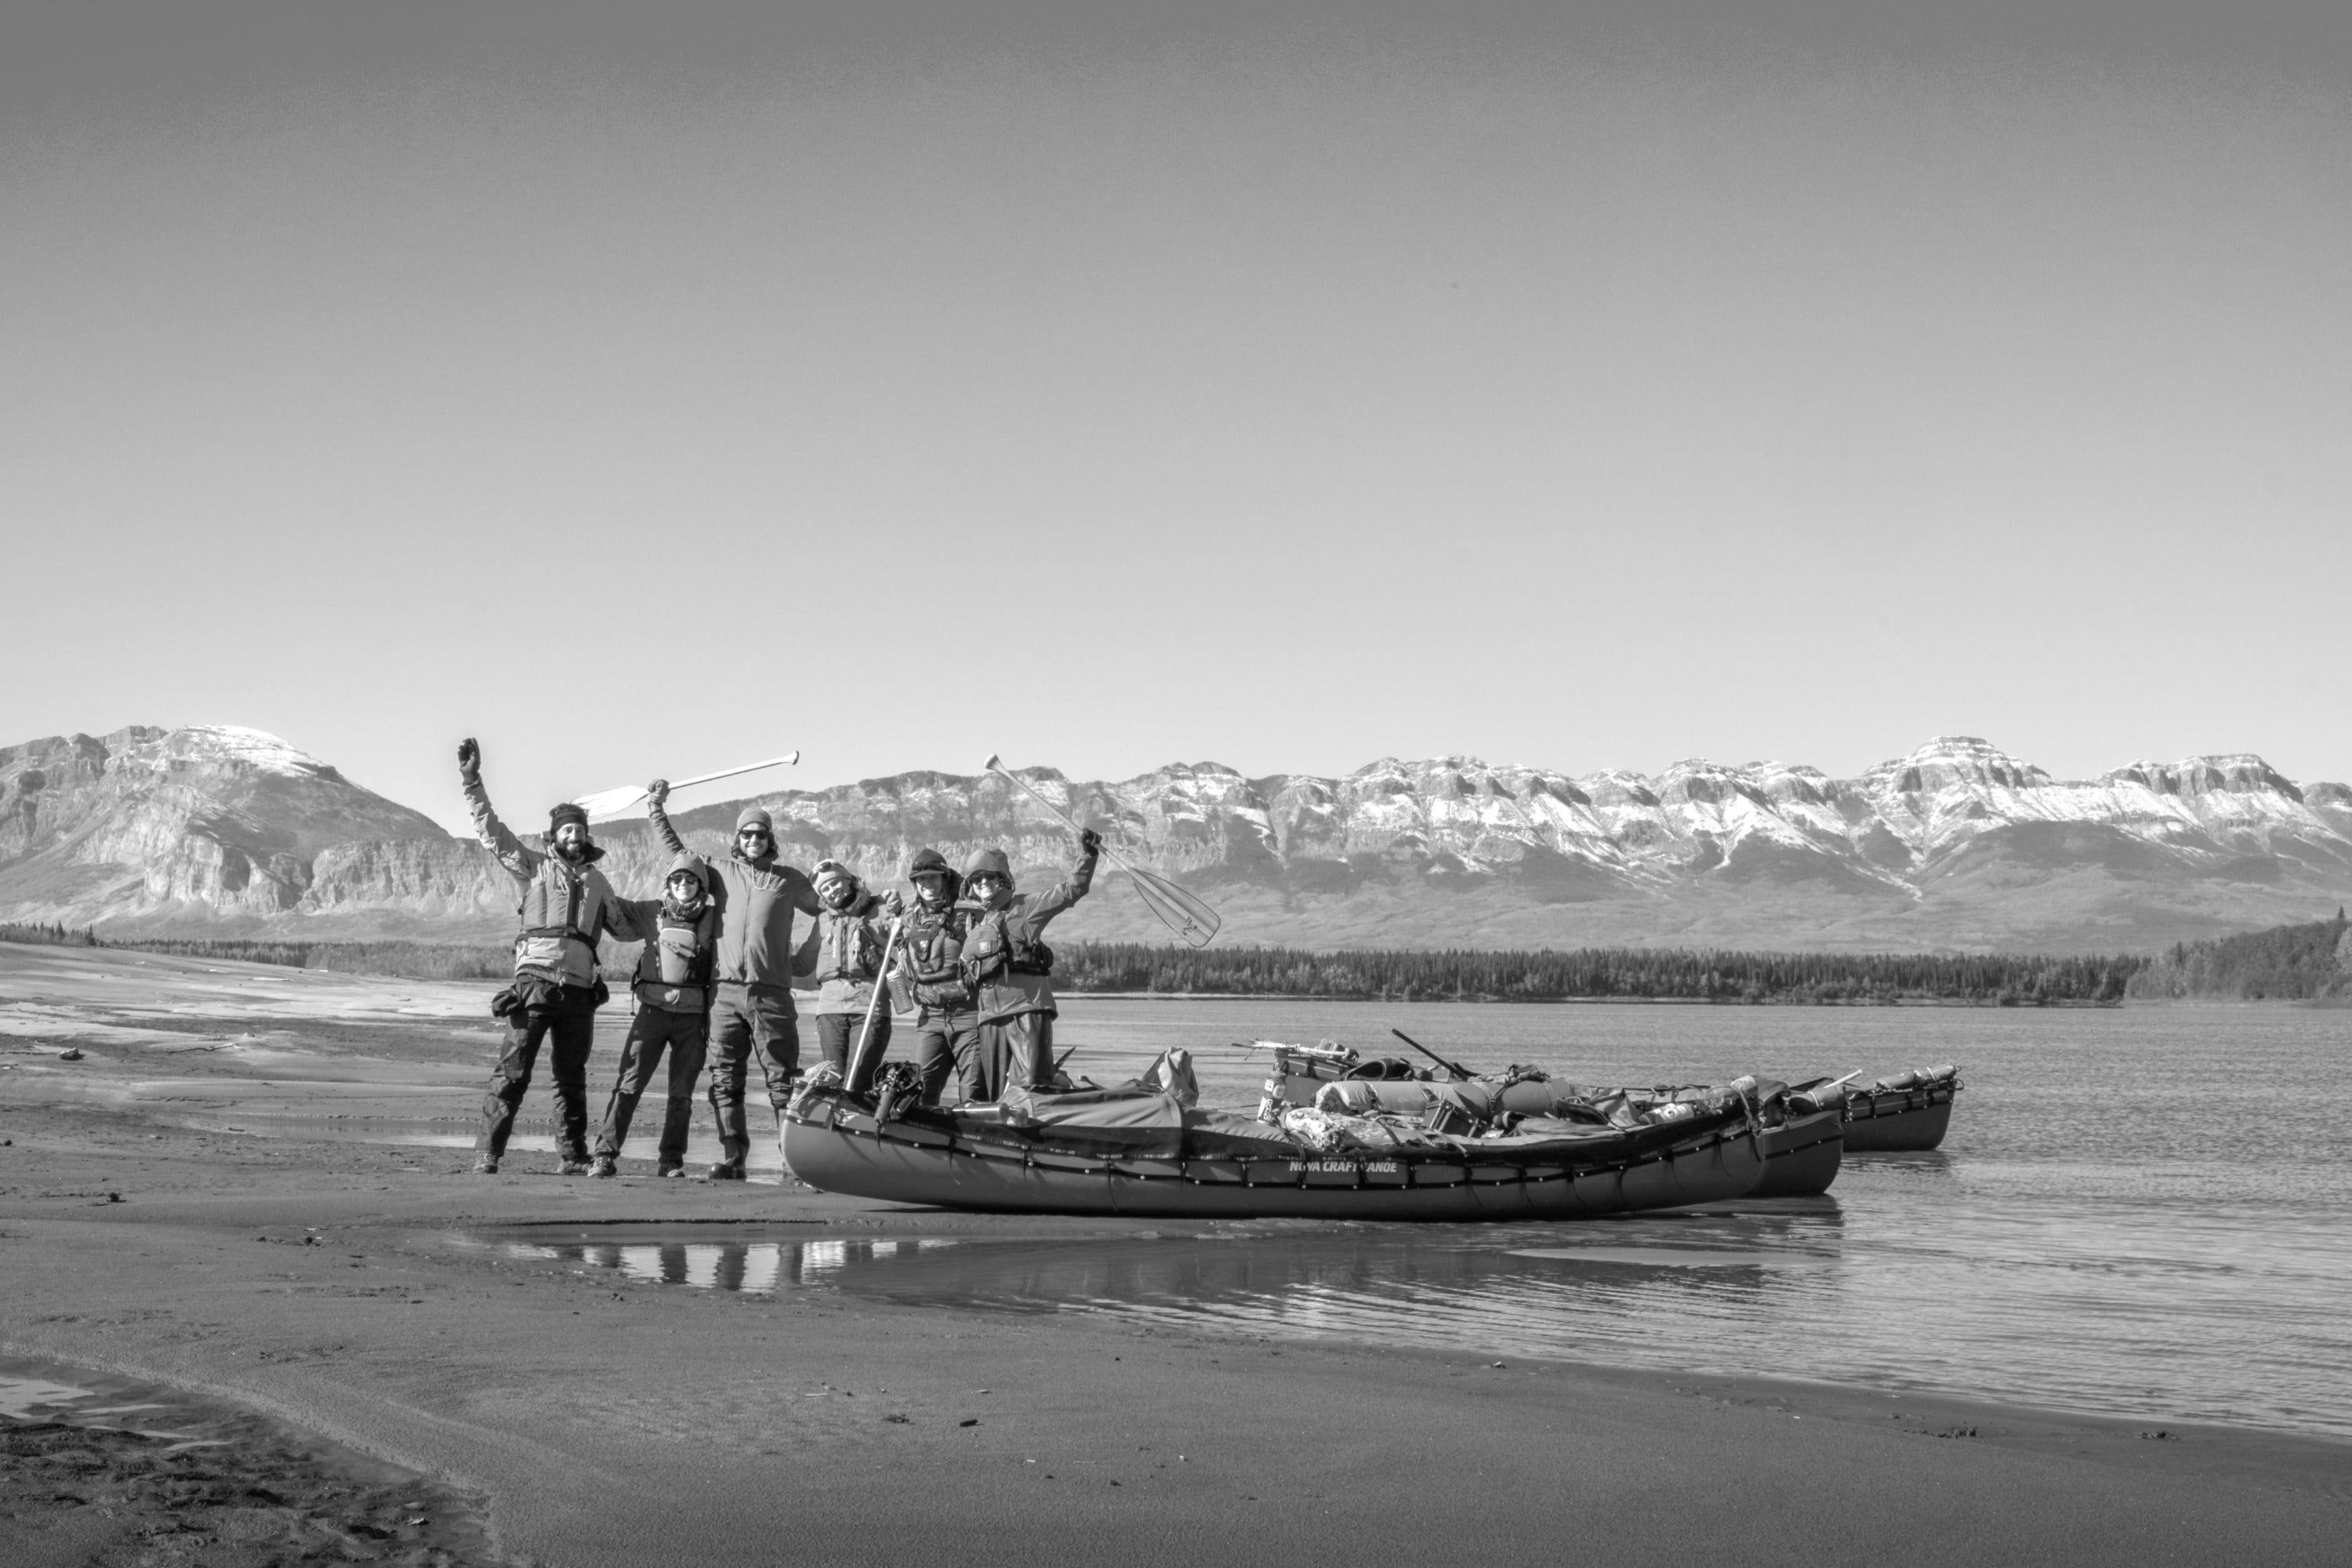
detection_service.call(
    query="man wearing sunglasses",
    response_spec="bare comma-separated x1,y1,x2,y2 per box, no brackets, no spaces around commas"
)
647,782,822,1179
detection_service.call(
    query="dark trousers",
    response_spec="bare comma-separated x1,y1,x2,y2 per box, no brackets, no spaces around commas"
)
817,1010,893,1090
706,983,799,1163
593,1005,708,1167
477,987,601,1161
975,1011,1053,1101
913,1010,982,1105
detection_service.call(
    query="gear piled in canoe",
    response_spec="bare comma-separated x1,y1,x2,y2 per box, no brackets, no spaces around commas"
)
779,1047,1777,1221
1261,1040,1846,1199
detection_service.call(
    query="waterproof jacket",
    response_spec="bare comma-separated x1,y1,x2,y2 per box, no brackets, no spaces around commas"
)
649,798,822,998
465,774,630,988
964,850,1098,1024
896,899,975,1016
795,885,895,1017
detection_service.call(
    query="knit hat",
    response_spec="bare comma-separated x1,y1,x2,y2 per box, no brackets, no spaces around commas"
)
735,806,773,833
906,847,952,880
548,802,589,833
961,847,1012,881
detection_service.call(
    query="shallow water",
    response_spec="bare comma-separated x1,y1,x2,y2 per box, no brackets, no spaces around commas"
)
477,999,2352,1443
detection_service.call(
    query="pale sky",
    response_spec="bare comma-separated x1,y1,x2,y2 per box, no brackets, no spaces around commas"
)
6,2,2348,834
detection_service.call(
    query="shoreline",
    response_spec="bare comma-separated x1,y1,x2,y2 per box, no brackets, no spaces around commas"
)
5,942,2347,1564
4,1096,2347,1566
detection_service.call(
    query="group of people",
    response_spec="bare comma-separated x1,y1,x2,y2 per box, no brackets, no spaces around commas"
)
456,739,1099,1179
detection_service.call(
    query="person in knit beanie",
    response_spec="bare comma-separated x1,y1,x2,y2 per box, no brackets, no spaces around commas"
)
895,848,979,1104
644,781,822,1178
454,736,635,1176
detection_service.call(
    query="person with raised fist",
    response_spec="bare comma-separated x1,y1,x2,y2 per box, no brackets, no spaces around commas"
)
959,829,1100,1098
457,736,635,1176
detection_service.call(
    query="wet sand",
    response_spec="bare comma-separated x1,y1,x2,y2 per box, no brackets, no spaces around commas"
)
4,943,2347,1566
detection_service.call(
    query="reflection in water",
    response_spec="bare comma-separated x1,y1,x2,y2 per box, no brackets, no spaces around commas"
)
495,1234,963,1291
469,1189,2352,1444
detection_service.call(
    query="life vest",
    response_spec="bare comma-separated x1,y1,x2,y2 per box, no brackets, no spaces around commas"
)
960,902,1053,986
899,904,974,1011
634,901,719,1011
812,891,889,984
512,855,616,987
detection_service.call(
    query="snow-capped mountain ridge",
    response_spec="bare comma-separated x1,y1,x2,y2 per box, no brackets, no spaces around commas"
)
2,726,2347,952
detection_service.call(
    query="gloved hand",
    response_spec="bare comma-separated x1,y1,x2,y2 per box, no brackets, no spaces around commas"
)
1079,827,1104,857
457,738,481,782
881,889,906,918
646,778,670,807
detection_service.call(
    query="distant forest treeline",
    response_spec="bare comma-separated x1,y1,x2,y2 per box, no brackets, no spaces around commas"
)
1054,943,2144,1004
2126,912,2351,1002
0,927,2158,1004
0,922,100,947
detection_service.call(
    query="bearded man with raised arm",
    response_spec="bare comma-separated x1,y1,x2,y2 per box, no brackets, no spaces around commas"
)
646,779,822,1179
458,737,637,1176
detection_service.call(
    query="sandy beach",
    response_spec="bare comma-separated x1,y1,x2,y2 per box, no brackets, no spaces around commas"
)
4,944,2347,1566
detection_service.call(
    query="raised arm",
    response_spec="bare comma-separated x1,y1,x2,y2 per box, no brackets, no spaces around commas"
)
457,737,538,881
1025,829,1102,927
644,779,688,857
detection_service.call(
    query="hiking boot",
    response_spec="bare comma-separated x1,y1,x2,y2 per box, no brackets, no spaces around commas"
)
655,1163,685,1179
589,1155,618,1179
706,1160,746,1181
558,1157,591,1176
471,1155,499,1175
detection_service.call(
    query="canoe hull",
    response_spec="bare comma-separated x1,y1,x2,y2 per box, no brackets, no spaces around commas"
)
782,1094,1767,1221
1748,1108,1843,1196
1842,1099,1954,1152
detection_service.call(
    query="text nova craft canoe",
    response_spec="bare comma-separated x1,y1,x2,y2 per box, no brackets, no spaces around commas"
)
781,1084,1769,1221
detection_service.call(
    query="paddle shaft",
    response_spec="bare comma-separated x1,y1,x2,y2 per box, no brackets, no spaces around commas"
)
985,760,1142,878
669,752,800,793
846,919,903,1094
1391,1027,1475,1082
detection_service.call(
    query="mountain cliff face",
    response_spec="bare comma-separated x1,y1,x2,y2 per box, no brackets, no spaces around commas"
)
0,727,456,924
3,728,2349,953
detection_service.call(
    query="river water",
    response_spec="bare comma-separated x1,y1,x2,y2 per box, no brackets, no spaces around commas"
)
492,998,2352,1443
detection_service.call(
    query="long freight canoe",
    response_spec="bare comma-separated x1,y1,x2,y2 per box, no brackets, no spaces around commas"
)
780,1083,1769,1221
1269,1044,1847,1199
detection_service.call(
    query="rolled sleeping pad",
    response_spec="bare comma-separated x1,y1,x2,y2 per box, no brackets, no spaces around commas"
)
1313,1079,1434,1116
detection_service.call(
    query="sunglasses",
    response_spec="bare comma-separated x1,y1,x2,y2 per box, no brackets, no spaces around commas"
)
968,874,1007,887
737,828,771,840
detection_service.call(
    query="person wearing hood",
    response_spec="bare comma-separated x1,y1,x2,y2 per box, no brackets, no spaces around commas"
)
895,848,980,1105
960,829,1101,1098
587,848,721,1178
458,737,637,1176
794,858,903,1088
646,780,822,1179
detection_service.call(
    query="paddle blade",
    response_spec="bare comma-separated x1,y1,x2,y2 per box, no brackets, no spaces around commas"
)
1124,864,1221,948
574,784,649,822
